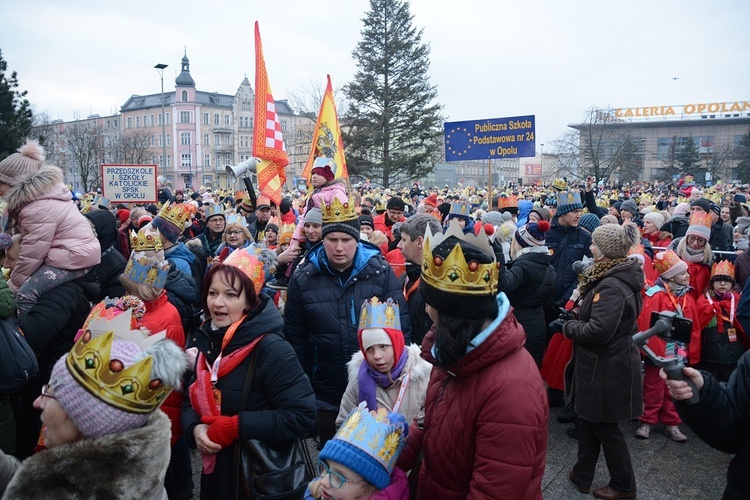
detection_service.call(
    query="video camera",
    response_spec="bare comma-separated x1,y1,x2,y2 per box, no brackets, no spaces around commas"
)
632,311,699,404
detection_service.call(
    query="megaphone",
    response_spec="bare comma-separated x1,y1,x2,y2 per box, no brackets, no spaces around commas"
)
226,158,258,182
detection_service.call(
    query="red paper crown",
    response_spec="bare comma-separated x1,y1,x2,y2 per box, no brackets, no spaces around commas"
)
711,260,735,280
653,249,684,276
688,212,712,229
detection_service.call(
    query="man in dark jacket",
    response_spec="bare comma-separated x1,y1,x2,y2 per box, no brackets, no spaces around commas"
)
84,209,127,301
397,214,442,345
284,202,410,447
247,197,272,242
196,205,225,258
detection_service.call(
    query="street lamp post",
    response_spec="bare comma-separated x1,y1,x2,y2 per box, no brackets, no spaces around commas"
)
154,64,168,181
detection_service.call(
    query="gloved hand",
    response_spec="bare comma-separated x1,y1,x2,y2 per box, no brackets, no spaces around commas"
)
548,308,574,334
201,415,239,447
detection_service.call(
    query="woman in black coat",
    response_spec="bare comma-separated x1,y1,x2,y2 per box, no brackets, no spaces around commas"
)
84,209,127,301
560,223,644,499
181,261,316,499
500,220,556,366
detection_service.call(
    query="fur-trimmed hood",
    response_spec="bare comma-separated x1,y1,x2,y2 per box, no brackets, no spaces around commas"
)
3,411,171,500
3,164,67,215
346,343,432,384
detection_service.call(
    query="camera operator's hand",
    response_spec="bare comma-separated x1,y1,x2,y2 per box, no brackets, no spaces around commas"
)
548,316,567,334
659,367,704,401
585,176,594,192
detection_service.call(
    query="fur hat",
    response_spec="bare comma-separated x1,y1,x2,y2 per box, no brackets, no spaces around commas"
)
515,220,550,248
654,249,688,280
592,222,640,259
0,139,46,186
620,199,639,218
578,213,601,233
643,212,665,230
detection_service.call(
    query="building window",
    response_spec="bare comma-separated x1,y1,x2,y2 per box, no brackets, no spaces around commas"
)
167,155,171,167
203,134,210,146
150,114,155,126
159,135,163,147
151,136,156,147
204,155,210,167
181,90,188,102
127,117,133,128
166,134,171,146
281,120,288,132
180,132,191,145
203,113,209,125
216,154,221,166
214,114,220,126
159,155,164,168
166,113,171,125
215,134,221,147
225,115,230,126
136,116,140,128
180,111,190,123
158,114,163,126
181,154,192,167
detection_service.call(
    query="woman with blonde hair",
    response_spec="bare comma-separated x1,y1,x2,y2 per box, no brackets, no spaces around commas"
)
668,212,714,300
215,222,253,259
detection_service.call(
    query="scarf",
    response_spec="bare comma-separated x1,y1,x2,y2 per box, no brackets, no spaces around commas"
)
683,244,706,263
357,348,409,412
577,257,629,297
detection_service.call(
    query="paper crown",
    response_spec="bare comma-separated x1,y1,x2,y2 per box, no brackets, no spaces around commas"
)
639,194,653,206
279,223,296,245
358,297,401,332
448,201,471,217
225,213,242,225
157,201,195,230
711,260,735,280
421,219,498,296
129,229,162,254
334,402,408,479
92,194,110,208
205,204,225,219
551,178,568,191
556,190,583,208
124,251,170,289
322,196,358,224
223,246,267,296
653,249,684,276
689,212,712,228
595,197,609,209
497,194,518,209
256,196,272,209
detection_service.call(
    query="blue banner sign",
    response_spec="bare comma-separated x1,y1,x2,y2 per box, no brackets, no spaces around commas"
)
444,115,535,161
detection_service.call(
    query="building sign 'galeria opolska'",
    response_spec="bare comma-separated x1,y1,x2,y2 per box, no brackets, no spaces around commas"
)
614,101,750,119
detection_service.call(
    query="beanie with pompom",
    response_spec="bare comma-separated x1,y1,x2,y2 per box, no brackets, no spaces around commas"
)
592,222,640,259
515,220,550,248
0,139,46,186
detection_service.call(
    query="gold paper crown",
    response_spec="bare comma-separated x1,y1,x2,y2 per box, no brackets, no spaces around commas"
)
653,249,684,276
322,196,357,224
358,297,401,332
66,330,171,414
689,212,712,228
639,194,653,206
711,260,735,280
551,178,568,191
421,219,498,296
279,223,296,245
157,201,195,230
129,229,163,253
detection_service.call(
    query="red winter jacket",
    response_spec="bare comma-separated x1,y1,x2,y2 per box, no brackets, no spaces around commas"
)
140,291,186,445
397,311,548,500
637,287,702,364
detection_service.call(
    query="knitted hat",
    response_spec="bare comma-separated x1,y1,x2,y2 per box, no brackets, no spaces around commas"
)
304,207,323,225
709,203,721,216
578,213,601,233
322,198,360,241
620,199,639,217
654,249,688,280
319,403,408,490
685,212,712,241
480,211,504,228
423,193,438,208
48,299,187,438
311,163,335,183
643,212,665,231
515,220,550,248
0,139,46,186
673,203,691,216
358,214,374,230
386,197,406,212
591,222,640,259
555,191,583,216
530,206,551,222
690,198,711,214
117,209,131,226
610,201,622,215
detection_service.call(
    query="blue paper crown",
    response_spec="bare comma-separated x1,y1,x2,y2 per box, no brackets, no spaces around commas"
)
92,194,110,208
205,204,225,219
448,201,470,217
358,297,401,332
331,402,408,482
556,190,582,208
124,252,170,289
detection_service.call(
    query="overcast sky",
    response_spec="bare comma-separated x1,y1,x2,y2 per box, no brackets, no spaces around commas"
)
1,0,748,150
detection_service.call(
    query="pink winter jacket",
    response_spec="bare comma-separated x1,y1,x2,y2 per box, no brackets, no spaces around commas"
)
4,164,101,292
292,180,349,242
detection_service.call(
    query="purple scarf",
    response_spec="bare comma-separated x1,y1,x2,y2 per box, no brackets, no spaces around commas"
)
358,348,409,412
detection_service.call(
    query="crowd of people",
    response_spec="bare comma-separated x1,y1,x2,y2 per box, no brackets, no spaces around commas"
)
0,138,749,499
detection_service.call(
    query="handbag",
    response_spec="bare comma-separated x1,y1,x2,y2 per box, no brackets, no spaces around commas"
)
235,334,314,500
0,318,39,396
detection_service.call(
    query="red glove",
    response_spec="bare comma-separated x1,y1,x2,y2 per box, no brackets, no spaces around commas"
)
201,415,239,447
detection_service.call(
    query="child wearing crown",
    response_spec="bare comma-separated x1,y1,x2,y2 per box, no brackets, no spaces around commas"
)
287,157,348,253
696,261,747,382
335,298,431,430
0,140,101,318
307,403,409,500
635,249,701,442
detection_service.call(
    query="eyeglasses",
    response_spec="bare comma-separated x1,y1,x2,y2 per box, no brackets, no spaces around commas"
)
41,384,56,400
317,460,367,489
226,230,243,236
687,235,707,244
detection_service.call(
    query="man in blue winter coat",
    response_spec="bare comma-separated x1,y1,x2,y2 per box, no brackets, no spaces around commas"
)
284,197,411,448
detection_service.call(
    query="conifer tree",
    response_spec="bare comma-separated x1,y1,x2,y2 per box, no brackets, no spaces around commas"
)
0,49,33,160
